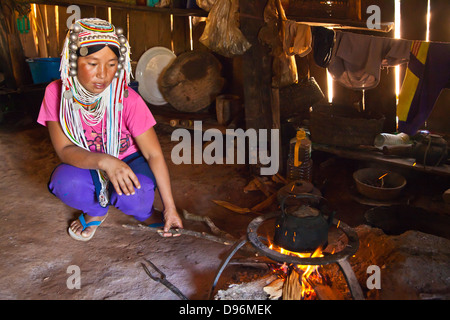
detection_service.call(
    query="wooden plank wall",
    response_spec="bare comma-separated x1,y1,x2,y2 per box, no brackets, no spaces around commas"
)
33,3,189,73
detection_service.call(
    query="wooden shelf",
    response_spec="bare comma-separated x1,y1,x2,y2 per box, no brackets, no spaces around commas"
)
29,1,393,32
290,16,394,33
313,143,450,177
29,0,208,17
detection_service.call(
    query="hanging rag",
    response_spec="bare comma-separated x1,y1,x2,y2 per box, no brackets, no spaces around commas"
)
328,31,412,90
311,26,335,68
283,20,312,57
397,41,450,135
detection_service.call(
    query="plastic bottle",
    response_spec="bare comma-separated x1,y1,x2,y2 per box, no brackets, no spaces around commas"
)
374,132,410,147
287,129,313,182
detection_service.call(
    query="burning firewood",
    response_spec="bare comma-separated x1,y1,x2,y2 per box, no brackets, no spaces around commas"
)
282,268,304,300
263,278,284,300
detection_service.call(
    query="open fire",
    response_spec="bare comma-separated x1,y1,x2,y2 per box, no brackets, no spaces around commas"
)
268,243,324,300
211,211,363,300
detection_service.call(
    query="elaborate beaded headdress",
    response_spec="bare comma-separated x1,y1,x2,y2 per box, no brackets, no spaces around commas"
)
59,18,132,207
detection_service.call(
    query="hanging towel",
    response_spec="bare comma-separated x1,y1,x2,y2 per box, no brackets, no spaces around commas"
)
328,31,412,90
397,41,450,135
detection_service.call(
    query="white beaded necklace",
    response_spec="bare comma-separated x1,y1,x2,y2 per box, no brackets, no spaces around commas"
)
73,77,108,126
60,75,124,207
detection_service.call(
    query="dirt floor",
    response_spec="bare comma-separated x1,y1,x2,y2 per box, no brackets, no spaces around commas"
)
0,114,449,300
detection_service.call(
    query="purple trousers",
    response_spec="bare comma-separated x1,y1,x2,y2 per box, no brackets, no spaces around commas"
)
48,152,156,222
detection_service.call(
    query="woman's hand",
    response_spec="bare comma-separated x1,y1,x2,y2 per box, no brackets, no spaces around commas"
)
161,206,184,237
99,156,141,196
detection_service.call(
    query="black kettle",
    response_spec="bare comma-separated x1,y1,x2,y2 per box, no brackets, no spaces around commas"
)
273,193,335,253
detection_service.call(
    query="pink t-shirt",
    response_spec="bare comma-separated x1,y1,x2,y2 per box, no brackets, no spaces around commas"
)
37,80,156,160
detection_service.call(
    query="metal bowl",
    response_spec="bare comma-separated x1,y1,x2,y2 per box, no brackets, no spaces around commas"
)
353,168,406,200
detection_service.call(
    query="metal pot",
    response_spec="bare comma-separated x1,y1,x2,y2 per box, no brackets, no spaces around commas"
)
273,193,335,252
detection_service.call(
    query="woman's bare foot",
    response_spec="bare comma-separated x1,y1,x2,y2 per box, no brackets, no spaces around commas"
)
69,214,106,239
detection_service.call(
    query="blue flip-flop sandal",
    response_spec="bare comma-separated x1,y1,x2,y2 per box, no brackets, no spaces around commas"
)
68,213,107,241
147,208,165,228
148,222,165,228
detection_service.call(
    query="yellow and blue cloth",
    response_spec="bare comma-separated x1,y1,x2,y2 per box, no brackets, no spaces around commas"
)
397,41,450,135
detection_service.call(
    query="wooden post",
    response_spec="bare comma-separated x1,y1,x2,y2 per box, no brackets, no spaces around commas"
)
240,1,281,175
239,0,274,132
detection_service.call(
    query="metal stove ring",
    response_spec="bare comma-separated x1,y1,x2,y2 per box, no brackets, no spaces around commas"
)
209,212,364,300
247,212,365,300
247,212,359,265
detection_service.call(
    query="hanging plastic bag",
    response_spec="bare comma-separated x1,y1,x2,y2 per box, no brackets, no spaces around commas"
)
199,0,251,58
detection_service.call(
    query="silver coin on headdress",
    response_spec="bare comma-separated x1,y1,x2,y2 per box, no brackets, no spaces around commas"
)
63,90,73,99
80,47,89,56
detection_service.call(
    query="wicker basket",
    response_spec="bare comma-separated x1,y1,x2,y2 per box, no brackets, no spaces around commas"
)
310,103,385,147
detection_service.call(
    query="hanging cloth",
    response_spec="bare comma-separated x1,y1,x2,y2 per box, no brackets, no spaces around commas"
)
328,31,411,90
283,20,312,57
397,41,450,135
311,26,335,68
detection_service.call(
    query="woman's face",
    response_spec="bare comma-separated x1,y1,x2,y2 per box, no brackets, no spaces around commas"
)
77,46,118,94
